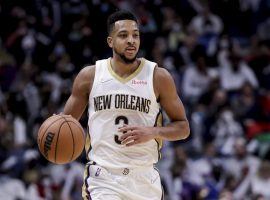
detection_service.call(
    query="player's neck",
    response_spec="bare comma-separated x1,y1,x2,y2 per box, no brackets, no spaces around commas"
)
110,57,140,78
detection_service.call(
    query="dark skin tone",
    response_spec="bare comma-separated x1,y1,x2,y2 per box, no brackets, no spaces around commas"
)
63,20,190,146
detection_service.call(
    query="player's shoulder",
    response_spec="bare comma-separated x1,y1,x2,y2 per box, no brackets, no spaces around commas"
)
80,64,95,74
153,65,173,82
73,65,96,94
153,64,176,97
77,65,96,81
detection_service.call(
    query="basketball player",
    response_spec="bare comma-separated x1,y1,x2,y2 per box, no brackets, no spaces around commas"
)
63,10,190,200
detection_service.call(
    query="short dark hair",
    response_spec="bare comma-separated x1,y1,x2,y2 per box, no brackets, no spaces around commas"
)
107,10,138,35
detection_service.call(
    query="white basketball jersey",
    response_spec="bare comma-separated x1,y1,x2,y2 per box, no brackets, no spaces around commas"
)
87,58,162,169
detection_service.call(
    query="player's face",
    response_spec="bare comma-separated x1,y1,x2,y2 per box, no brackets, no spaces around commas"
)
107,20,140,64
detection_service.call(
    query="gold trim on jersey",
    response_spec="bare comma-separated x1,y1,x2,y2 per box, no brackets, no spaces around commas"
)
107,58,145,83
82,163,90,200
85,129,91,161
154,110,163,160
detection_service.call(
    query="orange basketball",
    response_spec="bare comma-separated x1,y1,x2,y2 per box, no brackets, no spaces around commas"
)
37,114,85,164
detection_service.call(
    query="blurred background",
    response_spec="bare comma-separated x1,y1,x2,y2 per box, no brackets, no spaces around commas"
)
0,0,270,199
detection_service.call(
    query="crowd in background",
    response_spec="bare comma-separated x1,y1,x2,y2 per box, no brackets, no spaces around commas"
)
1,0,270,199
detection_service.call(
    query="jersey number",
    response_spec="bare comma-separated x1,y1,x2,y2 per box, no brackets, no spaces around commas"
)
114,116,128,144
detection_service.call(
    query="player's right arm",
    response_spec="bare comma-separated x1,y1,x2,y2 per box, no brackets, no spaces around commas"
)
63,65,95,120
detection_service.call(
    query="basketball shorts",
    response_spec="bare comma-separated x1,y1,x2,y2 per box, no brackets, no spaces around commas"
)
82,161,164,200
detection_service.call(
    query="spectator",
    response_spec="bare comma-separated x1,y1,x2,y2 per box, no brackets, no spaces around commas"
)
210,108,244,155
189,6,223,36
219,50,259,91
189,5,223,52
223,137,260,185
251,160,270,198
182,53,217,104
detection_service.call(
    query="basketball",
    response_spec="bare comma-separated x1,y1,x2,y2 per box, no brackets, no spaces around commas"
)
37,114,85,164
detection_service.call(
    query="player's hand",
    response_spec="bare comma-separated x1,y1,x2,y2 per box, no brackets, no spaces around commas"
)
118,124,157,146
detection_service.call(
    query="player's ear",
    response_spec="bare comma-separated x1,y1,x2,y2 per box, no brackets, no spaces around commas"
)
107,37,113,48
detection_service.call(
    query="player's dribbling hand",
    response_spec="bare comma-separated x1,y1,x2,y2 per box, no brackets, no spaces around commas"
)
118,124,157,146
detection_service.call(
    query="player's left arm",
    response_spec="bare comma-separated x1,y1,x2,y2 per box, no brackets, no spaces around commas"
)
120,67,190,146
153,67,190,140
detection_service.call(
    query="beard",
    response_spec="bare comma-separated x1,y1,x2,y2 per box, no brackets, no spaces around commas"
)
114,48,138,64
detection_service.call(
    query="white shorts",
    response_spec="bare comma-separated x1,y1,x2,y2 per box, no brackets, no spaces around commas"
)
82,162,164,200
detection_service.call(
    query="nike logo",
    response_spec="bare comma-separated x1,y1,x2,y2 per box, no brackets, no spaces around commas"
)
100,79,113,83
